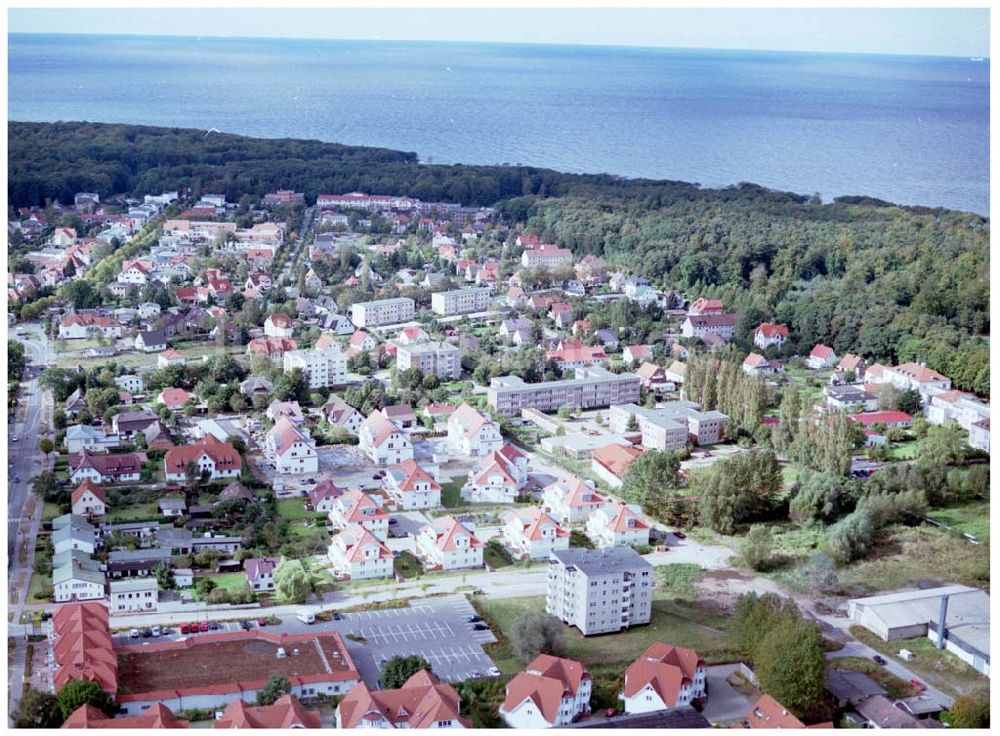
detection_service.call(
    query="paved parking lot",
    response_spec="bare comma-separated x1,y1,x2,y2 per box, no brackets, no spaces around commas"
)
113,595,499,686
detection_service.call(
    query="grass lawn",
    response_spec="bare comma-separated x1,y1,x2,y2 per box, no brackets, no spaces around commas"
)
840,525,989,595
475,584,736,675
926,500,990,544
204,572,249,595
276,498,324,521
27,573,52,603
482,545,512,570
828,657,920,700
42,501,64,522
107,501,162,522
286,520,329,540
889,441,919,461
394,551,424,579
848,626,989,698
440,480,464,508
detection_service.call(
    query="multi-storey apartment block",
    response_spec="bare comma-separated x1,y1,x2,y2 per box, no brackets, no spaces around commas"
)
349,297,415,328
431,287,493,316
487,367,641,417
396,341,462,380
608,402,727,448
283,345,347,389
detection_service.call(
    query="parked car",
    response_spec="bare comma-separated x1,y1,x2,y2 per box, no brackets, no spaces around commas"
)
487,666,501,677
209,622,221,631
141,627,152,638
257,617,268,626
129,628,140,639
180,623,190,634
199,621,210,632
873,655,888,666
331,612,343,621
388,518,398,525
151,626,161,637
673,531,686,539
470,670,482,679
604,708,618,718
467,615,482,623
240,620,253,630
473,623,489,631
910,679,927,692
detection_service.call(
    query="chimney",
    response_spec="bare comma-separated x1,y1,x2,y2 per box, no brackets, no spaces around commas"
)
936,594,949,650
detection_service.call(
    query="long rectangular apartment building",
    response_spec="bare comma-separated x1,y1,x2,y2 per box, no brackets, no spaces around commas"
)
431,287,493,316
283,346,348,389
349,297,415,328
546,547,653,636
396,341,462,380
487,366,641,417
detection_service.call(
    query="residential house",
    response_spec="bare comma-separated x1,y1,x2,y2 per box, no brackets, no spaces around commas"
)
586,501,651,549
247,336,298,365
328,490,389,540
163,435,242,484
462,444,530,503
679,314,737,342
158,349,186,368
623,345,652,366
309,481,344,513
447,403,504,457
500,655,591,728
215,694,321,729
53,550,105,603
502,507,570,561
59,313,123,340
349,330,377,352
69,450,143,485
635,362,667,390
620,644,706,714
111,409,159,439
109,577,159,614
742,353,779,376
321,395,364,436
416,515,484,571
837,353,867,380
663,360,686,386
65,424,121,454
687,297,724,315
71,480,107,518
543,476,606,525
328,524,393,580
590,444,643,490
358,411,414,466
383,459,442,511
336,670,468,729
134,329,167,353
245,557,280,592
114,374,144,394
807,344,838,369
264,312,294,338
266,417,319,475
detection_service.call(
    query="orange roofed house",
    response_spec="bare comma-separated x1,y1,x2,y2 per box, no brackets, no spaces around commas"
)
336,670,470,728
620,643,706,714
62,703,189,729
590,443,643,490
163,434,242,484
214,694,321,728
500,655,592,728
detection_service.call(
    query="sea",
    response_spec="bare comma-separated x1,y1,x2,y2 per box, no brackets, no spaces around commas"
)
8,33,990,215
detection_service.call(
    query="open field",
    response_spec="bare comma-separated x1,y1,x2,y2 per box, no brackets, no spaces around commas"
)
926,500,990,544
840,525,990,595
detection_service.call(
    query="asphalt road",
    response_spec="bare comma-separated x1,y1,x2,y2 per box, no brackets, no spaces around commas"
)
8,323,52,566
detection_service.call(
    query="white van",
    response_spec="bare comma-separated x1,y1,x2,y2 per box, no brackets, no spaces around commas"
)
296,610,315,625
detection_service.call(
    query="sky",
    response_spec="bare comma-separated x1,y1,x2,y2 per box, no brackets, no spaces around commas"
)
6,7,991,58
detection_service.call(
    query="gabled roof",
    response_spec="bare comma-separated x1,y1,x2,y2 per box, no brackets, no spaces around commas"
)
545,475,605,508
755,322,789,339
422,515,483,552
309,480,344,507
244,556,280,582
214,694,320,729
362,411,404,447
268,416,313,457
448,402,494,438
63,702,190,729
338,670,468,728
505,507,568,542
743,694,805,728
809,344,836,359
71,479,106,505
337,490,388,524
164,434,242,474
386,459,441,493
502,655,589,725
591,444,642,478
635,362,664,381
623,643,703,708
334,524,393,563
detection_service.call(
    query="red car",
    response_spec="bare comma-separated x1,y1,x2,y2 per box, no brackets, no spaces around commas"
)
179,623,190,634
200,621,210,632
604,708,618,718
910,678,927,692
258,617,267,626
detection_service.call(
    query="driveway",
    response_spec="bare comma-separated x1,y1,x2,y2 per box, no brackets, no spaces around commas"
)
702,663,756,723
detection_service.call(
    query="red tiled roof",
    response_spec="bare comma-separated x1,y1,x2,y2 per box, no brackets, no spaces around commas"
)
755,322,789,339
63,703,189,729
215,694,320,729
71,479,106,505
744,694,805,728
164,434,242,475
623,643,703,708
850,410,912,426
592,444,642,478
52,602,117,694
809,344,835,359
338,670,468,728
502,655,589,725
422,515,483,552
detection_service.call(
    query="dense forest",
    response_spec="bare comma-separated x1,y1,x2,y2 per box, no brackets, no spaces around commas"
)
8,121,990,394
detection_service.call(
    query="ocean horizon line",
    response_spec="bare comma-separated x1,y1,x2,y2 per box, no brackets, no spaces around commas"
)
7,31,991,62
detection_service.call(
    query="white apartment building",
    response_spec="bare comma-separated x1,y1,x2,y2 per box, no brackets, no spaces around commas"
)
545,547,653,636
542,476,607,525
416,516,484,571
609,402,727,448
382,459,442,511
265,417,319,475
328,490,390,540
396,341,462,380
431,287,493,316
521,244,573,269
462,444,530,503
487,367,641,417
349,297,415,328
283,345,348,388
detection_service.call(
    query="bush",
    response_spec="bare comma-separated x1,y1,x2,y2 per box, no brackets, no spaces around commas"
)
510,610,565,663
379,655,432,689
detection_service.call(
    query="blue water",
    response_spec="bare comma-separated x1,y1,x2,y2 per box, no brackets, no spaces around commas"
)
8,34,990,214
